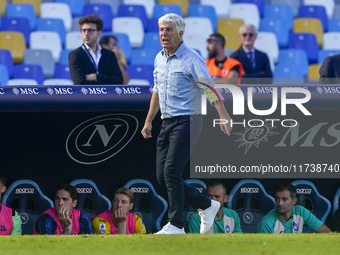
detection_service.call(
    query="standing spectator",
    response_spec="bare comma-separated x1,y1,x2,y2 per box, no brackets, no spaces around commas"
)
230,24,272,84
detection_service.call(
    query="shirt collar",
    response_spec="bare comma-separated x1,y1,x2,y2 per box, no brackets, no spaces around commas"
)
242,46,255,54
84,43,102,55
161,41,185,58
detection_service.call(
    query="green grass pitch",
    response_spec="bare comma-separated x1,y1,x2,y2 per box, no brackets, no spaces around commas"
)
1,233,339,255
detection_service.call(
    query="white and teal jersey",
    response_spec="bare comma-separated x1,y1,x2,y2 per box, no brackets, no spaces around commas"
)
188,207,242,234
257,205,323,233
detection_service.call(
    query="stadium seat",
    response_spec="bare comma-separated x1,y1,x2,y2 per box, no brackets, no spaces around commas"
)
318,49,340,64
182,179,207,232
298,5,328,32
278,49,309,77
123,179,168,233
24,49,55,78
201,0,231,18
264,4,293,31
293,18,324,48
5,3,36,30
112,17,144,48
183,33,208,59
123,0,155,19
118,4,148,31
43,78,74,85
59,49,72,65
126,64,154,84
307,64,321,81
130,48,159,65
30,31,62,63
127,78,150,85
89,0,119,16
54,64,71,79
143,32,162,51
288,33,319,63
12,0,41,16
158,0,188,17
0,32,26,63
65,31,83,50
274,63,307,84
323,32,340,50
226,179,275,233
69,179,112,220
1,180,54,234
40,3,72,32
0,0,7,17
13,64,44,85
83,4,113,31
328,19,340,32
230,3,260,29
234,0,265,17
153,4,182,19
259,17,290,48
55,0,84,18
0,64,9,86
146,17,159,32
0,49,14,78
1,17,31,46
334,4,340,19
188,4,217,32
7,79,38,85
36,18,66,47
292,180,331,224
270,0,300,17
71,17,81,31
217,18,244,50
254,32,279,67
184,17,214,44
303,0,335,19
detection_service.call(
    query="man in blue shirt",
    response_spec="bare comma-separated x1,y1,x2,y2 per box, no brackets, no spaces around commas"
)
141,13,232,234
257,182,331,233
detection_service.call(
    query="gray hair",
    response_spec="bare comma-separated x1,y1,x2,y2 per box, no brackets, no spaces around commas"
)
239,24,258,34
158,13,185,35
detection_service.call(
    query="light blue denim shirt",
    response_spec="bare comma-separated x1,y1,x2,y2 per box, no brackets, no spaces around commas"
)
153,41,223,119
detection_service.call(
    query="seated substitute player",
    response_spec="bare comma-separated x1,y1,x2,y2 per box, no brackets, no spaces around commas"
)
257,182,331,233
0,171,22,235
33,184,93,235
91,188,146,234
188,181,242,234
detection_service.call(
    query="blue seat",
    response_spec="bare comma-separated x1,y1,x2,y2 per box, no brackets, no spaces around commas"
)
288,33,319,63
83,4,113,31
182,179,207,232
1,180,54,234
259,17,290,48
318,49,340,65
24,49,55,78
69,179,112,220
0,49,13,78
0,64,9,85
264,4,293,31
278,49,309,77
298,5,328,32
6,4,36,30
226,179,275,233
101,32,132,63
123,179,168,233
13,64,44,85
118,4,148,31
1,17,31,45
36,18,66,47
55,0,84,17
146,18,159,32
59,49,72,65
188,4,217,32
328,18,340,32
234,0,265,17
153,4,182,19
54,64,71,79
269,0,300,17
130,48,159,66
143,32,162,51
273,63,307,84
126,64,154,84
292,180,331,224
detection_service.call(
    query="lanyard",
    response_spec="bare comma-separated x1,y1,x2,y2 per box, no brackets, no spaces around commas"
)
82,44,99,73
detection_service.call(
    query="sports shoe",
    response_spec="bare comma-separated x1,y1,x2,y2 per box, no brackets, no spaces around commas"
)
154,222,185,235
198,200,220,234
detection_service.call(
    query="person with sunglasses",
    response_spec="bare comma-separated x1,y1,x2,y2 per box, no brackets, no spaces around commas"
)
69,14,123,85
230,24,272,84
